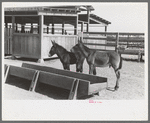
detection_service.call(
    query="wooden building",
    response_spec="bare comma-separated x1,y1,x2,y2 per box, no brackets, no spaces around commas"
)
4,5,111,62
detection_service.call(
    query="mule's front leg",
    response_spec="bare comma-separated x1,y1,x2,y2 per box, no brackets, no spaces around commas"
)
76,62,81,72
93,66,96,75
63,64,70,70
65,64,70,70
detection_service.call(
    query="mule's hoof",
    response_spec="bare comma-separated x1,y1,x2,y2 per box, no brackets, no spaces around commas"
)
95,92,100,96
106,87,115,92
115,86,119,91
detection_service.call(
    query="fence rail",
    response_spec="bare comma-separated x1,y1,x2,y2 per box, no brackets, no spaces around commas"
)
79,31,144,62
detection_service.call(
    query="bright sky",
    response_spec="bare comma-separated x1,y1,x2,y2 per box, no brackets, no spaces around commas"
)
3,2,148,33
92,3,147,33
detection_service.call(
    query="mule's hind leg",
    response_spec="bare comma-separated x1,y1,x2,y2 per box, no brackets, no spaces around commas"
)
114,70,120,90
106,67,120,91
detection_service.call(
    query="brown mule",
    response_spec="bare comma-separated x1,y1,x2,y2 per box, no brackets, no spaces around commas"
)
77,40,123,91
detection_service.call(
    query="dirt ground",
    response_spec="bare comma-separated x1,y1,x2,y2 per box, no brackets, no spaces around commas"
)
3,54,145,100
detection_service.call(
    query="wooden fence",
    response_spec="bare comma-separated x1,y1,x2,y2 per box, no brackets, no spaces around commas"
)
79,32,144,62
5,27,12,55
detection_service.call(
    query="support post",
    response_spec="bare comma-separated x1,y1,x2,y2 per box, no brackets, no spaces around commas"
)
81,22,84,32
21,17,25,33
138,50,141,62
47,24,49,34
5,23,8,28
86,10,90,32
37,15,44,63
115,33,119,53
30,23,33,33
15,23,18,32
62,21,64,35
105,26,107,35
12,16,15,56
105,26,107,50
74,16,78,35
52,17,54,34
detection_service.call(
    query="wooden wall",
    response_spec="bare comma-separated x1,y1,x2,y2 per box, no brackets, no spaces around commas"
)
5,28,12,54
13,33,41,58
9,33,77,60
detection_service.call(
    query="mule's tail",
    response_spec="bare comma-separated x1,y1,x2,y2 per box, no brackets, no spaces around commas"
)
118,55,123,70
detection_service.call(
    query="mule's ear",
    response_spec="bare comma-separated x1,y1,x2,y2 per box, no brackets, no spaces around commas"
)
51,40,54,45
78,38,81,43
80,38,83,43
51,40,56,45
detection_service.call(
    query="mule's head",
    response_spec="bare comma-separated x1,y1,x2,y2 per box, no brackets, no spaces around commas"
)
70,44,79,54
78,38,84,49
77,39,89,57
49,40,57,57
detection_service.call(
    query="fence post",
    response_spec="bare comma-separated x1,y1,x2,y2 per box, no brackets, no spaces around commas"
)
115,32,119,53
78,32,83,41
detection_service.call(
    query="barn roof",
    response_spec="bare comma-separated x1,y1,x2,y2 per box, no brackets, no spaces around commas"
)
79,13,111,25
4,5,94,15
4,5,111,25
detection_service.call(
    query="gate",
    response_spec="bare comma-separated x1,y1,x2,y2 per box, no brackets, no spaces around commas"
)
4,26,12,55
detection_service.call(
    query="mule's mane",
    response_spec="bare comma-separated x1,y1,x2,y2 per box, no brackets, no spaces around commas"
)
78,41,92,57
55,43,68,53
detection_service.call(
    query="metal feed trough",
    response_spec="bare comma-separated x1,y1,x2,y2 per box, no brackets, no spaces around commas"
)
4,63,107,100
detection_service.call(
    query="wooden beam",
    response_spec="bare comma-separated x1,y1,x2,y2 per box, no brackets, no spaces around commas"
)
38,12,77,16
30,23,33,33
12,16,15,55
5,23,8,28
4,65,10,83
81,22,84,32
62,21,64,35
15,23,18,32
78,20,88,24
115,32,119,53
9,66,37,80
86,10,90,32
52,17,54,34
37,15,44,63
105,26,107,32
47,24,49,34
68,79,79,100
89,17,107,26
29,71,40,91
74,16,78,35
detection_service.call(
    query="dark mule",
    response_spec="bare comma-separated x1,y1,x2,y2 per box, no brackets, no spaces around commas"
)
70,44,86,73
77,40,123,91
49,40,77,70
49,40,83,72
71,44,96,74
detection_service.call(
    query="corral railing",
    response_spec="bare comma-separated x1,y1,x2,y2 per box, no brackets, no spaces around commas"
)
78,32,144,61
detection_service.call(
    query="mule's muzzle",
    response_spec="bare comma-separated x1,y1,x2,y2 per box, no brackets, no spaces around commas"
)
48,54,51,57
